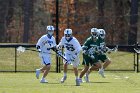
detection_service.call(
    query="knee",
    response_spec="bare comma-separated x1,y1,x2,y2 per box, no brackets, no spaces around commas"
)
105,59,111,64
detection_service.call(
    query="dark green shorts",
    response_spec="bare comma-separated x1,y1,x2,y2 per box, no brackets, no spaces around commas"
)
82,54,99,66
98,54,108,62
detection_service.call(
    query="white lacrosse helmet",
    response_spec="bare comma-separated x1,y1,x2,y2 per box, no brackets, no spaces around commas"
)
46,25,55,36
98,29,106,39
91,28,98,38
64,29,72,40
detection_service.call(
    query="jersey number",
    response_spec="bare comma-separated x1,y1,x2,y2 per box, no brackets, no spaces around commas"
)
66,46,75,51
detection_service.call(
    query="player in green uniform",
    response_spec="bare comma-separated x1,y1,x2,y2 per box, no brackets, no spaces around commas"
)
85,29,111,82
79,28,102,83
97,29,111,78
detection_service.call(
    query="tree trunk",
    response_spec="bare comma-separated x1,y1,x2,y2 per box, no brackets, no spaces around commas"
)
74,0,79,26
98,0,104,28
66,0,70,28
23,0,33,43
0,0,9,42
113,0,127,45
128,0,138,45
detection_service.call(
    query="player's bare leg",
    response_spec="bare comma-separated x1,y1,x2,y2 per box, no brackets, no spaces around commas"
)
85,62,102,82
103,59,111,69
39,65,51,83
61,62,68,83
79,65,89,83
73,67,80,86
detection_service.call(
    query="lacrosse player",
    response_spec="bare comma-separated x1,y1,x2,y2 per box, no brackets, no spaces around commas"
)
84,29,114,81
79,28,102,83
35,25,56,83
97,29,111,78
57,28,82,86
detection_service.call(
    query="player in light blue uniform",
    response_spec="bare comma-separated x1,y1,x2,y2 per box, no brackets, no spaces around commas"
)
35,25,56,83
57,28,82,86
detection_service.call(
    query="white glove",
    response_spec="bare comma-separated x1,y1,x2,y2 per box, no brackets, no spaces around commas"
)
56,50,63,57
88,54,95,59
82,50,89,55
38,49,41,52
56,45,63,50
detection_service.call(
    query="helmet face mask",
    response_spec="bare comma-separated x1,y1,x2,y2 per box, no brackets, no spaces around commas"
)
64,29,72,40
46,25,55,36
91,28,98,39
98,29,105,39
48,30,54,36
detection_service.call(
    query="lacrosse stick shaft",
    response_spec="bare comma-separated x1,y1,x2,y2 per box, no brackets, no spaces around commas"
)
25,48,38,52
134,48,140,54
50,48,68,62
26,48,56,55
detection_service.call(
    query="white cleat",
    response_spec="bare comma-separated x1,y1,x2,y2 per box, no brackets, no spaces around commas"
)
36,69,40,79
76,79,80,86
60,76,67,83
98,69,105,78
40,78,48,83
84,74,89,83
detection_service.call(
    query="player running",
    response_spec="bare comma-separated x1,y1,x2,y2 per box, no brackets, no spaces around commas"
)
35,25,56,83
84,29,112,82
79,28,102,83
97,29,111,78
57,28,82,86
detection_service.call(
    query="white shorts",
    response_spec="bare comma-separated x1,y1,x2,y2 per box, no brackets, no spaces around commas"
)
39,53,51,65
64,53,80,67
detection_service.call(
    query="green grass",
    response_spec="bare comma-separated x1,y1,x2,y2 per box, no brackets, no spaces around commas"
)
0,48,140,93
0,72,140,93
0,47,139,71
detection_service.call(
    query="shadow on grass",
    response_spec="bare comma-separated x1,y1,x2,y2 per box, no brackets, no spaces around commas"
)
40,82,60,84
89,81,110,83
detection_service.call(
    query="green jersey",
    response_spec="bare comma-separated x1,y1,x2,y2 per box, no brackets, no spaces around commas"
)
83,36,101,54
98,37,109,62
82,36,100,66
98,37,105,47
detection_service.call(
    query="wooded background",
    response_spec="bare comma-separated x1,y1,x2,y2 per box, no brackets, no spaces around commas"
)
0,0,139,45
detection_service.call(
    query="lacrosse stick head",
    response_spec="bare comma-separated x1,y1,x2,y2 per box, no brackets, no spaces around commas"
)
17,46,26,53
114,45,118,52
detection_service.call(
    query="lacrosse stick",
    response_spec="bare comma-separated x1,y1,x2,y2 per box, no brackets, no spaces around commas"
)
111,45,118,52
17,46,38,53
134,48,140,54
107,45,118,53
51,47,68,62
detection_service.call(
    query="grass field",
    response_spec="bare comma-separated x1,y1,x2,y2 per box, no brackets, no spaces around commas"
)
0,48,140,93
0,48,139,71
0,72,140,93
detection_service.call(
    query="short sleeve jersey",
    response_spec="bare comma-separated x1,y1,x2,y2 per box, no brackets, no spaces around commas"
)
83,36,101,54
58,36,82,54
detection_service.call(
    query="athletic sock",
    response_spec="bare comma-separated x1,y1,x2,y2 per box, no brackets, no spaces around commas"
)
86,73,89,76
64,73,67,77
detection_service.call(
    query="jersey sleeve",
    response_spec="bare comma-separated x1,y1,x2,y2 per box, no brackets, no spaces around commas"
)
73,38,82,54
83,37,91,47
36,35,46,48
